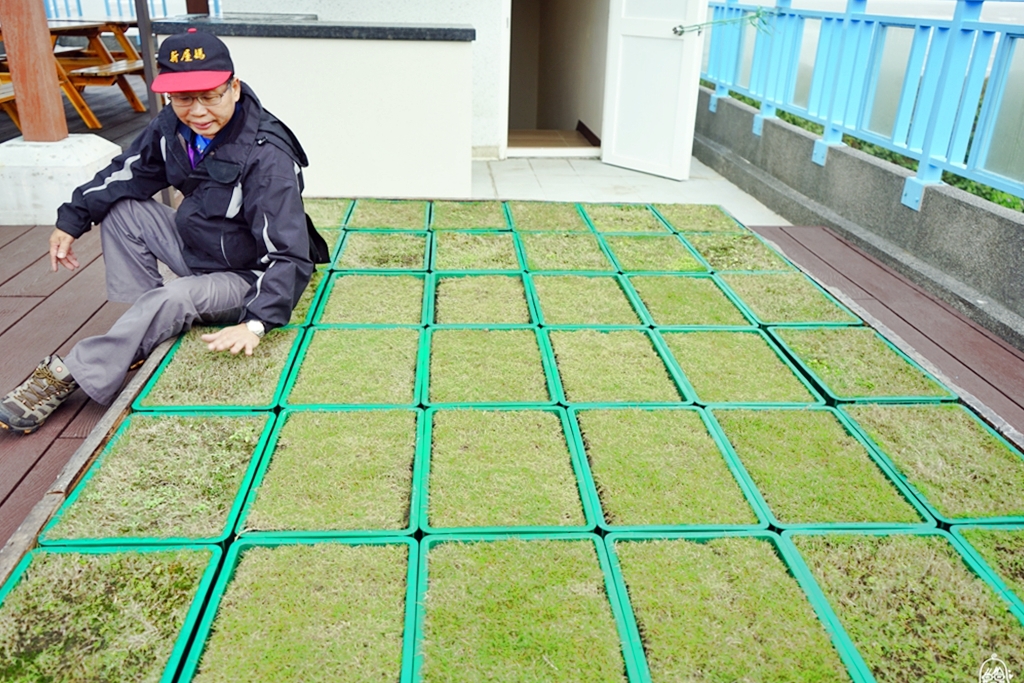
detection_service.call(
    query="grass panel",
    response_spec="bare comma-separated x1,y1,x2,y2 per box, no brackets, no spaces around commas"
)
508,201,588,231
653,204,741,232
721,272,858,324
549,330,681,403
319,274,424,324
583,204,668,232
959,528,1024,604
520,232,614,271
631,276,747,326
429,329,549,403
431,201,506,229
532,275,641,325
304,198,350,228
434,275,531,324
603,235,705,272
336,232,427,270
348,199,427,229
433,231,519,271
688,233,792,271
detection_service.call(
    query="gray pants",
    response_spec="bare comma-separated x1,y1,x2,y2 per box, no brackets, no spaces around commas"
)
64,199,250,405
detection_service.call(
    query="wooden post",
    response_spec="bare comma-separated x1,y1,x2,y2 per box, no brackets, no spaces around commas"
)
185,0,210,14
0,0,68,141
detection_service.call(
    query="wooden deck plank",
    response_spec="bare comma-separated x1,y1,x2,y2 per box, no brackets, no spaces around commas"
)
0,227,53,285
56,299,131,358
0,297,43,336
0,259,109,389
0,437,83,549
750,226,874,300
0,230,103,297
0,226,33,250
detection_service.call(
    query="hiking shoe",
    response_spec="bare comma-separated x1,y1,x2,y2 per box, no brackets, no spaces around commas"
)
0,355,79,435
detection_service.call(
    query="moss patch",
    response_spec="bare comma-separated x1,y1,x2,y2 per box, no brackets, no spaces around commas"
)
348,198,427,229
243,411,416,533
721,272,858,324
288,328,419,405
614,537,849,681
549,330,680,403
631,275,747,325
960,528,1024,603
142,327,297,407
433,231,520,271
319,274,424,324
844,404,1024,519
304,198,350,228
603,235,705,272
432,201,506,229
577,409,756,526
429,410,585,528
192,544,408,683
715,410,922,524
583,204,668,232
429,329,549,403
687,233,792,271
508,201,588,231
662,331,814,403
520,232,614,271
793,533,1024,680
434,275,531,324
654,204,741,232
533,275,640,325
46,415,265,540
0,549,210,683
421,539,626,682
776,327,949,399
336,232,427,270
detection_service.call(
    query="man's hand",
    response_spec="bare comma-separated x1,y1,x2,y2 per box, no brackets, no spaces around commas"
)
201,324,261,356
49,229,79,272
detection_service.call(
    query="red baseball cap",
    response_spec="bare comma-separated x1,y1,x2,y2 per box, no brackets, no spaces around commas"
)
151,28,234,93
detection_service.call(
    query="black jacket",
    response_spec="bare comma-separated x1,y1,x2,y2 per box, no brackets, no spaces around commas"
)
56,83,312,330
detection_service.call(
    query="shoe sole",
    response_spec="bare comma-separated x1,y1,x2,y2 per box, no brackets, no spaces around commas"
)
0,419,40,435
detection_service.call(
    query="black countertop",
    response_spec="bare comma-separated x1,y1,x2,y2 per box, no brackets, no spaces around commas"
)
152,14,475,42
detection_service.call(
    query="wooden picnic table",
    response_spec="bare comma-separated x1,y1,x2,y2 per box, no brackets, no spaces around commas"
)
0,19,146,130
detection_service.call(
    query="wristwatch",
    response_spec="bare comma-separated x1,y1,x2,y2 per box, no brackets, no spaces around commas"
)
245,319,266,338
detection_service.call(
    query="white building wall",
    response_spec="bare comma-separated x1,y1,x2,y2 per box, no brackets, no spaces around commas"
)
220,0,511,159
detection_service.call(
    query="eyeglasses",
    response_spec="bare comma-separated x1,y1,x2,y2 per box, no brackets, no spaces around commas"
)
166,83,232,108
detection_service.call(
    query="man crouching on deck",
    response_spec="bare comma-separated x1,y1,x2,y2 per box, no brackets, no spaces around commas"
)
0,28,324,434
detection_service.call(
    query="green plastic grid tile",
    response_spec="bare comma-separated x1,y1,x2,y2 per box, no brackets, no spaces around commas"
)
313,271,429,327
543,328,694,406
425,326,559,407
0,544,221,683
37,412,275,547
626,273,755,328
580,203,674,234
429,229,523,272
346,198,430,230
289,266,333,326
236,407,424,539
782,528,1024,682
650,203,747,233
526,272,649,328
769,326,958,404
282,327,426,408
178,537,418,683
428,200,510,230
604,531,870,683
419,407,598,534
600,233,710,274
334,229,432,271
568,405,768,533
506,201,593,232
518,230,617,272
305,198,352,229
950,525,1024,621
412,533,644,682
430,272,538,327
683,231,798,273
841,403,1024,526
718,271,862,327
707,406,935,531
132,326,304,413
657,328,824,407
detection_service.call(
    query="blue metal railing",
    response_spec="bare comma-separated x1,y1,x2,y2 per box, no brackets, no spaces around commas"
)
701,0,1024,210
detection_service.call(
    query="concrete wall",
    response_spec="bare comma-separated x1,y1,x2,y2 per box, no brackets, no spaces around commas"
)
536,0,609,134
222,36,472,199
508,0,539,130
693,87,1024,349
221,0,510,159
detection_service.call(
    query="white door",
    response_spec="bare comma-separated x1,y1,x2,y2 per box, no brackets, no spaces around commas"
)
601,0,709,180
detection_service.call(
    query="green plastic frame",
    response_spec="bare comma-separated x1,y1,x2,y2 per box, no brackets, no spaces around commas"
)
312,271,430,327
236,407,424,539
656,327,825,407
950,524,1024,621
769,325,958,404
706,406,935,531
419,406,598,535
177,537,419,683
0,543,221,683
567,405,769,533
411,533,645,682
604,530,871,683
38,411,275,547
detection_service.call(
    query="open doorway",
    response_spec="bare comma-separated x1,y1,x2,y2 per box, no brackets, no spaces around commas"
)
507,0,608,158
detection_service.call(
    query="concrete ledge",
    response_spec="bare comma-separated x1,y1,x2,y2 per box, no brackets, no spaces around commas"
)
693,87,1024,351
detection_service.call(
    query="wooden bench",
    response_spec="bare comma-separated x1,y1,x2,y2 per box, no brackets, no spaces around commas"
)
0,82,19,131
67,59,145,113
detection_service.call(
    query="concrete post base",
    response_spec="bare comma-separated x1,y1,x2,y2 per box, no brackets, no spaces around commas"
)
0,134,120,226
